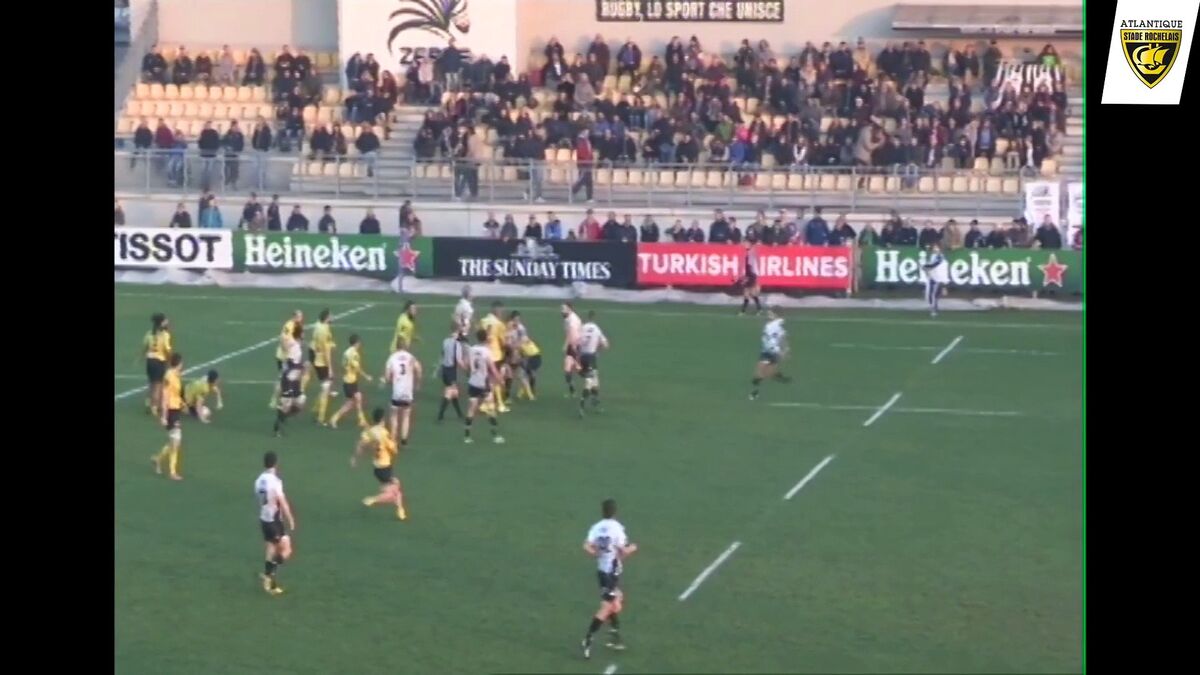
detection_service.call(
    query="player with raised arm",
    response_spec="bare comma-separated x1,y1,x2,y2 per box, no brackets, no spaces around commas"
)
269,310,303,408
577,311,609,417
437,322,467,422
562,303,583,396
453,285,474,339
273,324,307,436
750,308,791,401
184,369,223,423
329,334,372,429
581,498,637,659
738,240,763,315
152,353,186,480
311,309,338,425
464,329,505,444
383,337,422,447
352,407,406,520
255,451,295,595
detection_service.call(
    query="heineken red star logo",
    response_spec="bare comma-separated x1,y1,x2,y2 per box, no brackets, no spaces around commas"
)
398,243,420,273
1038,253,1068,287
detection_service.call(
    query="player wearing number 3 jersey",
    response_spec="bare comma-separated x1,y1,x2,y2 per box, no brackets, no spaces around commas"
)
383,338,422,447
580,498,637,659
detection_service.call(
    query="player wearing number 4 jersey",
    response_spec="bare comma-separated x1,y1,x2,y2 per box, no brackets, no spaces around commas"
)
383,337,422,447
255,451,296,595
581,498,637,659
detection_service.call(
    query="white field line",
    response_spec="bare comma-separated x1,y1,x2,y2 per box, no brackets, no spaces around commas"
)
114,375,276,385
784,455,836,500
862,392,902,427
678,541,741,602
830,343,1060,356
931,335,965,365
115,291,1078,330
770,402,1022,417
225,320,393,332
113,303,375,402
603,665,618,675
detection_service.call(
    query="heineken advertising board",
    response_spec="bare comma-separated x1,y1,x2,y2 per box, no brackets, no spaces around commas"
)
234,232,432,280
862,247,1080,294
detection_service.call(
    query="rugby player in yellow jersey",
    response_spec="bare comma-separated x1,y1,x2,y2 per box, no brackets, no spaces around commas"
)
184,369,223,423
329,334,372,429
152,353,186,481
269,310,304,408
141,313,172,415
351,407,407,520
508,311,542,400
310,309,338,425
393,300,418,354
479,301,511,414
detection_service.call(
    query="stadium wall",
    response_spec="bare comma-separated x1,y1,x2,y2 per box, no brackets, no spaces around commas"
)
157,0,338,50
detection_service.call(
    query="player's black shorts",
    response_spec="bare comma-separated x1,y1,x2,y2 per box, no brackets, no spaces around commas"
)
165,408,182,429
597,571,621,601
467,384,488,400
759,351,779,365
742,271,759,288
315,365,330,381
276,359,283,372
441,365,458,386
579,352,597,374
146,358,166,383
307,348,316,363
260,517,285,543
524,354,542,373
373,466,394,484
186,403,199,418
343,382,360,399
391,397,412,408
566,345,579,360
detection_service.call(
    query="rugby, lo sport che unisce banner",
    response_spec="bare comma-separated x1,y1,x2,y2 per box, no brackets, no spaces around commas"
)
337,0,518,78
235,232,432,280
636,243,852,289
114,227,234,269
862,247,1081,294
432,238,636,286
596,0,784,22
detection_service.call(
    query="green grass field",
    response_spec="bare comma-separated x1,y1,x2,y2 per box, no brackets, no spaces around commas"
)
114,283,1083,674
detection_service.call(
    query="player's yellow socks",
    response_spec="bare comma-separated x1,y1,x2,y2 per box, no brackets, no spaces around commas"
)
397,504,407,520
356,411,369,428
521,380,534,400
493,385,509,411
363,495,378,506
154,445,170,472
168,446,181,476
317,391,330,424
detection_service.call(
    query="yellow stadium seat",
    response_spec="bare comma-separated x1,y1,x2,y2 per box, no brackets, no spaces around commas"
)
501,166,518,181
771,173,787,190
217,86,233,102
611,169,628,186
336,161,353,178
353,162,371,179
867,176,885,192
136,100,153,116
251,86,267,102
1040,159,1058,175
935,176,952,192
543,148,555,162
985,177,1003,193
787,174,805,191
167,102,184,117
657,170,674,186
303,106,318,122
761,154,776,169
234,86,250,102
885,176,900,192
317,107,333,124
952,176,969,192
439,165,454,179
316,52,333,70
990,157,1006,175
690,170,705,188
966,176,981,192
917,177,934,193
1002,178,1019,194
292,161,304,176
555,148,573,162
733,97,747,114
302,161,320,176
322,163,338,178
149,83,164,99
179,84,197,100
627,169,644,186
212,103,232,119
197,102,214,118
124,99,139,116
995,138,1010,155
153,101,171,116
834,175,852,191
973,157,990,172
549,167,567,184
188,120,205,136
942,157,957,171
323,86,341,105
231,49,246,66
707,170,724,188
752,173,769,189
193,85,210,101
135,83,150,99
257,104,274,119
595,168,612,186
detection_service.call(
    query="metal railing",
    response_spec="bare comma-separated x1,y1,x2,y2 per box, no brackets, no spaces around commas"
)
114,0,157,117
114,148,1046,217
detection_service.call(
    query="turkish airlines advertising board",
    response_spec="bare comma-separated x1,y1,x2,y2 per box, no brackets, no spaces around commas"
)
635,244,853,290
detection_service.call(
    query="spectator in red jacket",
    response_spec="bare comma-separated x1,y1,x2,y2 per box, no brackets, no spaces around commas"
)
578,209,601,240
570,132,595,203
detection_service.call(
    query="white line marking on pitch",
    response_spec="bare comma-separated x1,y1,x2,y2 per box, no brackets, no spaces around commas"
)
770,402,1021,417
931,335,964,365
784,455,836,500
113,303,375,402
224,320,393,332
603,664,618,675
114,375,276,385
862,392,902,427
678,541,741,601
829,343,1060,356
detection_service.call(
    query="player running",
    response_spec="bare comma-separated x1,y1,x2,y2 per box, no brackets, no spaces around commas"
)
255,451,296,595
749,309,791,401
352,407,407,520
269,310,303,408
437,322,467,422
922,243,949,317
738,240,763,315
508,311,541,400
311,309,338,425
464,329,505,444
152,353,186,480
141,312,172,416
562,302,583,396
329,334,372,429
184,369,223,423
383,337,422,447
581,498,637,659
577,311,608,417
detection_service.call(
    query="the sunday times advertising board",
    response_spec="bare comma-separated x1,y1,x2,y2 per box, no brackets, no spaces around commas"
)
596,0,784,22
114,228,234,269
